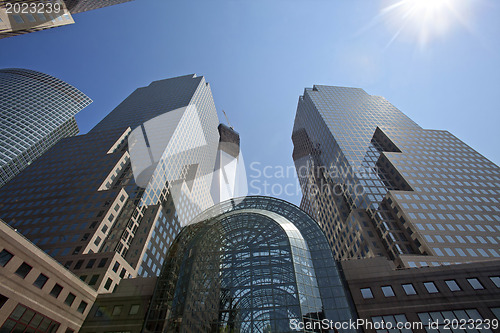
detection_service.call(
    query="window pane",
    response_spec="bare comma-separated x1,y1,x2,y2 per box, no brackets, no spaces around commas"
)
445,280,461,291
88,275,99,286
112,305,122,316
467,278,484,290
77,301,88,314
381,286,395,297
50,284,63,298
64,293,76,306
360,288,373,299
402,283,416,295
33,274,49,289
129,304,140,315
104,278,113,290
0,249,14,267
424,282,439,293
15,262,32,279
490,276,500,288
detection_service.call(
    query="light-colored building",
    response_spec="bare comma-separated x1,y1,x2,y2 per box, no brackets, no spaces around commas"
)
0,0,74,39
0,219,97,332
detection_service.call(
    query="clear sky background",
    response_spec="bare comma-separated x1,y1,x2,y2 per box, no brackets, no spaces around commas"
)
1,0,499,206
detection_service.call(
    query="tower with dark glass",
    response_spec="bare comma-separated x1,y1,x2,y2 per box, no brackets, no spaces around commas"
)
0,74,232,294
292,85,500,269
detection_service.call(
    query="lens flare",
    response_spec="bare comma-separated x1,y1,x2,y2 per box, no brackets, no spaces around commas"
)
380,0,472,48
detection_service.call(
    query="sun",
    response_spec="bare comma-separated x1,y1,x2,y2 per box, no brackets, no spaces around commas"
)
380,0,471,48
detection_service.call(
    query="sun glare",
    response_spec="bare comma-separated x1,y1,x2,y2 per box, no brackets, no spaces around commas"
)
380,0,471,48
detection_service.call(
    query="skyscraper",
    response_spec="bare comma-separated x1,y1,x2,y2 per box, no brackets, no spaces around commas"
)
0,68,92,187
292,85,500,269
0,74,239,294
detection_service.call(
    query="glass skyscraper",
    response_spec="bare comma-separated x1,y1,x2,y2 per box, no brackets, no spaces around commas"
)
0,74,238,294
144,196,358,333
0,68,92,187
292,85,500,269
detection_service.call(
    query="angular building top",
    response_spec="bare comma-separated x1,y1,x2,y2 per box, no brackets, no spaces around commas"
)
0,68,92,187
90,74,204,133
292,85,500,268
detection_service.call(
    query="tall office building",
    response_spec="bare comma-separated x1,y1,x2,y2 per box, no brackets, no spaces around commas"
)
0,74,238,294
292,85,500,268
0,68,92,187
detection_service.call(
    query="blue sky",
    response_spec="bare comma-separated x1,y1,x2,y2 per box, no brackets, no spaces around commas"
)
1,0,499,205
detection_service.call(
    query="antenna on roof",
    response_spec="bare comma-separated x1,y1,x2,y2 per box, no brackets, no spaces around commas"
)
222,109,233,130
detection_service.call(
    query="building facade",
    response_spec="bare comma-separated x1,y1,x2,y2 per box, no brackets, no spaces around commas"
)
0,219,97,332
79,277,156,333
143,196,358,333
0,0,133,39
0,0,75,39
342,257,500,333
0,68,91,187
292,85,500,268
0,74,238,297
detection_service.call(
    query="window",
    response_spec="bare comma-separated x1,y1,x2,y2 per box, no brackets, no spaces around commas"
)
490,276,500,288
95,306,106,317
12,14,24,23
129,304,140,315
424,282,439,293
86,259,96,269
50,284,63,298
0,249,14,267
467,278,484,290
25,13,36,22
112,262,120,273
381,285,395,297
77,301,88,314
360,288,373,299
445,280,461,291
112,305,122,316
402,283,417,295
89,275,99,286
3,304,60,332
33,273,49,289
64,293,76,306
104,278,113,290
15,262,33,279
98,258,107,268
74,260,84,270
0,294,8,309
